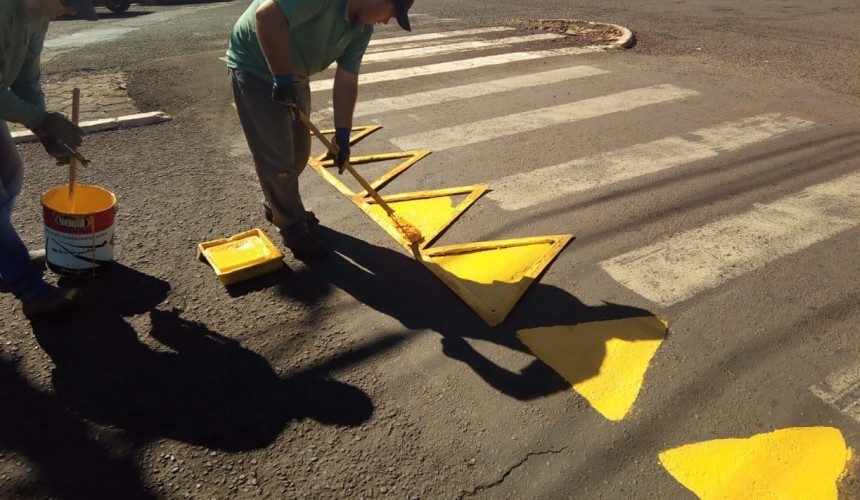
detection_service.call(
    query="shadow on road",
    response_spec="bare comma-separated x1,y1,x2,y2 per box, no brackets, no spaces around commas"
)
282,226,659,401
28,264,373,453
0,356,153,499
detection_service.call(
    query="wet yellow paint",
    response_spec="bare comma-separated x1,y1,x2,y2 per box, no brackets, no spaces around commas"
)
659,427,852,499
420,236,572,326
428,243,552,308
366,196,457,244
517,317,666,420
203,235,277,273
42,184,116,215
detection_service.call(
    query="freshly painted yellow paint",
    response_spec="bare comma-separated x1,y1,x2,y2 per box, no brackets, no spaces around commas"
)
517,317,667,420
420,236,572,326
659,427,852,499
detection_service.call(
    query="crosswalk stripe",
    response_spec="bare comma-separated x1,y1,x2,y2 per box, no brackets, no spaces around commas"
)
310,46,603,93
336,66,608,117
600,171,860,306
488,114,817,211
368,27,515,48
391,84,700,152
362,33,564,64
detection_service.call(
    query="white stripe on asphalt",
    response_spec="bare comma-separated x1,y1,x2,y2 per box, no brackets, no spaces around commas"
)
368,27,515,48
812,362,860,424
392,84,700,152
310,46,604,92
362,33,564,64
339,66,608,117
488,114,817,210
601,171,860,306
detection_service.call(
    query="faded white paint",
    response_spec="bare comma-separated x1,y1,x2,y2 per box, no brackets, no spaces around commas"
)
489,114,817,210
601,171,860,306
310,46,604,92
391,85,700,152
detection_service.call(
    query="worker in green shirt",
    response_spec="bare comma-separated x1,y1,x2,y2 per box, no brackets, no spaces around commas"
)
1,0,98,316
227,0,414,259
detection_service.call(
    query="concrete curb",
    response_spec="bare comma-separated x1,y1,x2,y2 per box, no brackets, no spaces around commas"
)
538,19,635,50
12,111,172,144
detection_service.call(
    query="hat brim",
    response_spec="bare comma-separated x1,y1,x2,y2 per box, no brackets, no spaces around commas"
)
395,8,411,31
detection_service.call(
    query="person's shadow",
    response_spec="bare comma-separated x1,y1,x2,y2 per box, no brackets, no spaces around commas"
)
287,226,664,401
29,264,373,452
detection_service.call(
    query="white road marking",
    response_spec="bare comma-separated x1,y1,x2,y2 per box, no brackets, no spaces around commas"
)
362,33,564,64
310,46,604,93
391,84,700,152
812,362,860,424
601,171,860,306
368,27,515,48
488,114,817,210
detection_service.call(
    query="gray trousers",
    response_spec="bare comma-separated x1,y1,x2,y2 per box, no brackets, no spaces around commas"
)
230,68,312,238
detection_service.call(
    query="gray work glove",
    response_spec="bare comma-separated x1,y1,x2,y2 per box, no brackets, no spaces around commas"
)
31,112,86,165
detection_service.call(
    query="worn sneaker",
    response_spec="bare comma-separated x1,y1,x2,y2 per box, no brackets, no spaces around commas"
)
283,233,329,259
262,200,319,226
22,285,78,317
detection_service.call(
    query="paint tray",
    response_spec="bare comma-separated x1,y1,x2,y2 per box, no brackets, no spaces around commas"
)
198,229,284,285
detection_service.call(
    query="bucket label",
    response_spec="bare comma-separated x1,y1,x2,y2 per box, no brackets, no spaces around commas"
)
43,207,116,274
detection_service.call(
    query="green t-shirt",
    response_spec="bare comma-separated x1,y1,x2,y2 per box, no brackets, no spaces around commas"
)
226,0,373,83
0,0,48,128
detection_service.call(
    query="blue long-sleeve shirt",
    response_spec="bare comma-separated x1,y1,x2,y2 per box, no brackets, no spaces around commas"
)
0,0,48,128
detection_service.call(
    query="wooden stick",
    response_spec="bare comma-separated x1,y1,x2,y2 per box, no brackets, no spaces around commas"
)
297,110,424,245
69,88,80,199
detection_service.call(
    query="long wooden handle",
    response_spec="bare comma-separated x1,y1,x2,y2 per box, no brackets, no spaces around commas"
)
298,111,396,215
69,88,80,198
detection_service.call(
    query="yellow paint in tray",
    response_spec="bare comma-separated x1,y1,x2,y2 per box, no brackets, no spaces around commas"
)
198,229,284,285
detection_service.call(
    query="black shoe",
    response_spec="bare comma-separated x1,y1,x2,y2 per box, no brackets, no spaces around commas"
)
22,285,78,317
282,233,329,259
262,200,319,226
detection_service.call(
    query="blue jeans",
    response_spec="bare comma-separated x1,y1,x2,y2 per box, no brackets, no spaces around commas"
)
0,121,45,301
229,68,313,238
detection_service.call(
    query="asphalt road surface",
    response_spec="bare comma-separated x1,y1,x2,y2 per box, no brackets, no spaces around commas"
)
2,1,860,498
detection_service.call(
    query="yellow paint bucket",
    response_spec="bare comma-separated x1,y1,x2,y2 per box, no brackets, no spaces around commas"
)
42,185,117,276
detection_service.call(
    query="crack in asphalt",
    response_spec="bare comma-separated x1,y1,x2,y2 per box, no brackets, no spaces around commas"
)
462,447,570,498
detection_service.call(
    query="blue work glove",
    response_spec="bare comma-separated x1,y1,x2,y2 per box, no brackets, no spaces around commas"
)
272,74,300,120
328,127,351,174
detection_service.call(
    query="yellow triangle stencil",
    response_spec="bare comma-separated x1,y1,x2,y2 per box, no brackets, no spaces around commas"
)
659,427,852,500
420,236,572,326
518,317,667,420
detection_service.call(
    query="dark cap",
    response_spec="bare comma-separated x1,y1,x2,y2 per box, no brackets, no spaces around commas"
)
68,0,98,20
394,0,413,31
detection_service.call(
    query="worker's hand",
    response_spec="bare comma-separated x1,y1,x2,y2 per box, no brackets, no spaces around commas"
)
328,127,351,174
36,136,90,166
272,74,300,120
33,112,83,151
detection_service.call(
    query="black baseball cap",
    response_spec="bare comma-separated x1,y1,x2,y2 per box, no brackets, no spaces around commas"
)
394,0,413,31
67,0,98,20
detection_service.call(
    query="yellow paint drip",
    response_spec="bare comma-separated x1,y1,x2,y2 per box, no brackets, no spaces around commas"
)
659,427,852,499
518,317,667,420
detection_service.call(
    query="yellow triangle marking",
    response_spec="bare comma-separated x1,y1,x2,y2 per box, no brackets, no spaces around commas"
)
420,236,572,326
659,427,852,499
362,186,487,249
517,317,667,420
310,150,431,199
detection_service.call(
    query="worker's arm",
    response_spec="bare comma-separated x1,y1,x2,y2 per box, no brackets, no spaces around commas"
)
0,21,48,128
328,68,359,171
254,0,293,77
332,67,358,130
